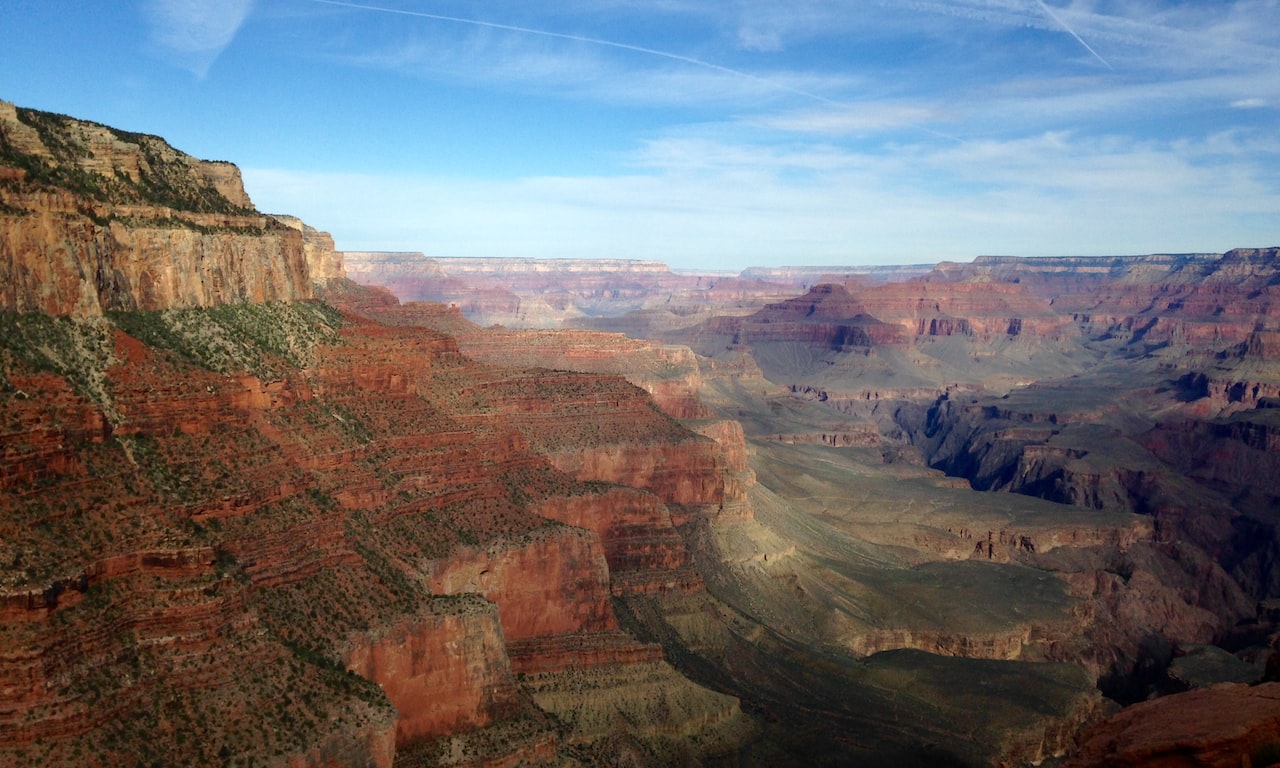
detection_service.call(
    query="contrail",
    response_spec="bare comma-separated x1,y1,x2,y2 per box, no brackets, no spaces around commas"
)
1034,0,1113,69
309,0,843,106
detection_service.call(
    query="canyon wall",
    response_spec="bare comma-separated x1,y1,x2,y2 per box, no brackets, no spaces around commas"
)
0,101,313,316
0,113,753,768
273,214,344,283
340,249,800,329
0,296,755,766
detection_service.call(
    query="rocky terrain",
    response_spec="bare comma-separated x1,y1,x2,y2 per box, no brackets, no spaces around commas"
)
0,103,755,767
344,250,845,330
561,248,1280,761
0,101,311,317
4,100,1280,767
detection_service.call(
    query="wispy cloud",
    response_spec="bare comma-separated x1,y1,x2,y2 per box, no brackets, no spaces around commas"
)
311,0,842,106
757,103,947,136
310,0,1278,134
1232,97,1268,109
144,0,254,77
344,33,849,109
1032,0,1111,69
242,0,1278,266
243,128,1280,268
897,0,1279,75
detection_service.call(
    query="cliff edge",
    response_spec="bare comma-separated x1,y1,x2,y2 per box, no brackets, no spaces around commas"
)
0,101,313,316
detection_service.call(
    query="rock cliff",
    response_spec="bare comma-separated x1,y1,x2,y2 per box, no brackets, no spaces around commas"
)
336,244,1280,763
0,101,313,316
557,247,1280,762
0,294,753,766
0,115,757,768
273,214,344,283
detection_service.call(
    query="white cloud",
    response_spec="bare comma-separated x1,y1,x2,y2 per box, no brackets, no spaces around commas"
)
237,1,1278,269
243,128,1280,269
144,0,254,77
896,0,1280,76
759,103,946,135
338,31,850,109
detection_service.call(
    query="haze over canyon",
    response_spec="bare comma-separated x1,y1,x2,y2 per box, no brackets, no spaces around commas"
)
2,100,1279,768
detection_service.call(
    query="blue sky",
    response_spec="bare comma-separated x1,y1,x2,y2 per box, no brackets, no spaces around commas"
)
1,0,1277,269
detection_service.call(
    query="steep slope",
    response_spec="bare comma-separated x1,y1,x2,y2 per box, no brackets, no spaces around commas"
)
9,101,1280,768
0,104,751,767
356,303,1139,766
0,294,760,767
0,101,314,316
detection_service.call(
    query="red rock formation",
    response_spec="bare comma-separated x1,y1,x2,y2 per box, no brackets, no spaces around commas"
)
445,327,716,420
725,283,906,347
426,527,617,641
723,279,1073,349
547,439,726,515
954,249,1280,354
344,597,520,744
530,486,702,595
272,214,344,283
505,631,664,674
1064,682,1280,768
0,287,751,766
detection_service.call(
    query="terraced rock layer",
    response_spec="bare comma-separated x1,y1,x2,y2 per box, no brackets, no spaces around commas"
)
0,299,752,766
0,101,316,316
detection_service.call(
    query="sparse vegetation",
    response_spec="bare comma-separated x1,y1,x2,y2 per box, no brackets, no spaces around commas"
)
6,106,256,215
0,310,118,415
107,300,344,376
13,111,1279,768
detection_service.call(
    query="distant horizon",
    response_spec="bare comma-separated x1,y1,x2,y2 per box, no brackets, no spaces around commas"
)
2,1,1277,270
333,244,1259,274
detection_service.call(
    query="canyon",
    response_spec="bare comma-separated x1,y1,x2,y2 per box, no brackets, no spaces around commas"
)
2,100,1279,767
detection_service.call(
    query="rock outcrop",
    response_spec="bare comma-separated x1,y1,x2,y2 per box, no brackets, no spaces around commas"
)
0,285,747,765
344,597,521,745
0,101,313,316
1064,682,1280,768
273,214,344,283
10,100,1280,768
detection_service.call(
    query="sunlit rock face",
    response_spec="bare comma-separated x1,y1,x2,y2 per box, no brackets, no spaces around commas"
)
344,598,516,744
0,294,754,766
0,101,314,317
0,105,753,764
272,214,344,283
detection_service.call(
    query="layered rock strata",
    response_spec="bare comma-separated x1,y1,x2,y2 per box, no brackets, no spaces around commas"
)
0,101,313,316
273,214,344,283
341,250,799,329
0,296,747,766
